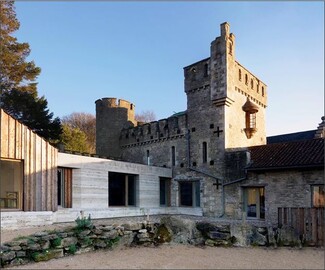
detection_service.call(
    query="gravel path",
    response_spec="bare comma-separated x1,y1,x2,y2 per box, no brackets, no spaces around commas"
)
5,245,324,269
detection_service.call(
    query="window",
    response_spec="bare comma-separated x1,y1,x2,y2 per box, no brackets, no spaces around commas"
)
179,181,200,207
251,79,254,89
204,63,208,77
245,74,248,85
243,187,265,219
210,124,214,129
312,185,325,207
171,146,176,166
57,168,73,208
0,158,23,210
109,172,137,207
262,86,265,96
160,178,171,206
256,83,259,93
239,69,242,81
249,113,256,129
202,142,207,163
146,150,150,165
191,127,196,132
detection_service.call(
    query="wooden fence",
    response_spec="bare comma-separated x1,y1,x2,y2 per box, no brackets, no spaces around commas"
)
278,207,324,247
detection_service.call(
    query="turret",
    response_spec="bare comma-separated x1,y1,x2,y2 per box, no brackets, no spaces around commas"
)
95,98,136,158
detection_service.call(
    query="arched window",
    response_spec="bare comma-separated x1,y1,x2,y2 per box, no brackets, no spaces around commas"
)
245,74,248,85
239,69,242,81
256,83,259,93
251,79,254,89
262,86,265,97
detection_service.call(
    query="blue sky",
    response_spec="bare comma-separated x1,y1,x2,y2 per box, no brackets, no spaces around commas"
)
15,1,324,136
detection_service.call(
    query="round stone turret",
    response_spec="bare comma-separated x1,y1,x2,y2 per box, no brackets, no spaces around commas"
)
96,98,136,158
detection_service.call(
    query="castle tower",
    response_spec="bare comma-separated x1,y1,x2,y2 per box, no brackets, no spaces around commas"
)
95,98,136,158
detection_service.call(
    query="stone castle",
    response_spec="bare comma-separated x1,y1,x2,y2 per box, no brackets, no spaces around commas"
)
95,22,269,217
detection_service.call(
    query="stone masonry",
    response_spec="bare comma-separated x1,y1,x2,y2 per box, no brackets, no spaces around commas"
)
95,22,268,218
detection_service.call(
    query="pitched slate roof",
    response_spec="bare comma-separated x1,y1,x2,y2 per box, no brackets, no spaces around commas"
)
247,138,324,171
267,130,317,144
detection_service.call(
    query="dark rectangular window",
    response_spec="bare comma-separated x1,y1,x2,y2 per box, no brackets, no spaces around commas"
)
202,142,207,163
179,181,200,207
109,172,137,206
160,177,171,206
171,146,176,166
243,187,265,219
0,158,23,210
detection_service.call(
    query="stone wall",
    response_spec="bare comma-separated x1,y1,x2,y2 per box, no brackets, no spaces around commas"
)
1,215,317,268
224,168,324,225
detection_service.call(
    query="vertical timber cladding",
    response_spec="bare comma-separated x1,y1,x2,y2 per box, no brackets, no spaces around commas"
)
0,109,58,211
63,168,73,208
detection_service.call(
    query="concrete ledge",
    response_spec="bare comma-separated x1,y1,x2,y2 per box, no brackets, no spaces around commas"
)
1,211,53,230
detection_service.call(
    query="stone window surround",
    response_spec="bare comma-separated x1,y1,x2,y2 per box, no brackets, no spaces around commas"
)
241,184,267,220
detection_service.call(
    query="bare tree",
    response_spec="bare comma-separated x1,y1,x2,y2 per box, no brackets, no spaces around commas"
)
61,112,96,153
135,110,156,124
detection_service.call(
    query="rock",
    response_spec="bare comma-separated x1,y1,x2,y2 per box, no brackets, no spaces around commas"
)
116,226,124,231
6,241,21,247
205,239,230,247
102,230,118,240
16,251,26,257
75,247,94,254
10,246,22,251
48,234,59,240
161,216,197,244
92,229,103,235
230,223,254,247
123,230,133,235
122,223,143,231
205,239,216,247
1,251,16,262
32,249,64,262
79,229,91,237
93,239,107,248
101,225,114,231
33,231,49,237
155,224,172,244
250,230,267,246
10,258,29,266
0,245,10,252
207,231,230,240
267,227,277,247
58,233,68,238
40,240,50,250
117,233,136,248
277,226,300,246
137,232,150,239
257,227,267,235
28,243,41,251
61,237,78,248
41,235,51,241
139,229,147,233
67,232,75,237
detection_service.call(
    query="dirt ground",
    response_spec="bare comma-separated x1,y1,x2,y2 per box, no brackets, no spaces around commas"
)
1,220,324,270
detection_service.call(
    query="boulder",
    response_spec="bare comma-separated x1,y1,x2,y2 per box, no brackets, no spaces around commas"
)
61,237,78,248
93,239,107,248
33,231,49,237
122,223,143,231
154,224,172,244
1,251,16,262
32,249,64,262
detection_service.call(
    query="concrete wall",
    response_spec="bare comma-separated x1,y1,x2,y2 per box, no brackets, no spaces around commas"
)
58,153,173,209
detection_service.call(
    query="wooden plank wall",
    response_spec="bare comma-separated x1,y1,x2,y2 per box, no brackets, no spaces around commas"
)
278,207,325,247
0,109,58,211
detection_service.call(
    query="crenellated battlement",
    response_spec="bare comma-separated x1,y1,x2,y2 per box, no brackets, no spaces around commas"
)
120,112,187,147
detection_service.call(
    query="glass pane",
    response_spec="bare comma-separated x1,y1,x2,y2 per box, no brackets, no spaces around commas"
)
128,176,136,206
313,185,325,207
195,181,200,207
109,172,125,206
246,188,257,218
160,178,166,206
180,182,193,206
0,159,23,209
259,188,265,219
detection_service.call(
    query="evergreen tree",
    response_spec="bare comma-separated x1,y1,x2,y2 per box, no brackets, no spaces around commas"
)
60,124,88,153
0,0,40,93
0,1,62,142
